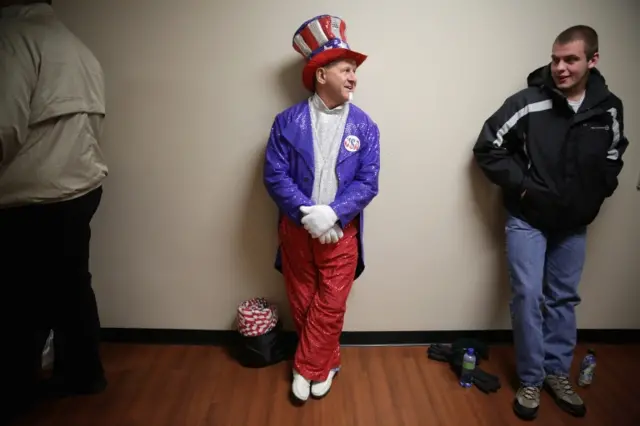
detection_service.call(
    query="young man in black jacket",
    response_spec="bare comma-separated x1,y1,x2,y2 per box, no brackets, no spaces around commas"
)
473,25,628,421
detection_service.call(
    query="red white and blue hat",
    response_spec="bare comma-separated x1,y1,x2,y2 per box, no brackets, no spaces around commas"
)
292,14,367,92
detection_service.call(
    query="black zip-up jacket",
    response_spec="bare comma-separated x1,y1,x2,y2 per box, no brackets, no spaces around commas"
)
473,65,629,232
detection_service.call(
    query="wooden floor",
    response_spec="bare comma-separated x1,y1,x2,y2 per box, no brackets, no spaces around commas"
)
12,343,640,426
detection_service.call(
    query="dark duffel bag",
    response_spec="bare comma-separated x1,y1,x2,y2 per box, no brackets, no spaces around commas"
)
229,320,293,368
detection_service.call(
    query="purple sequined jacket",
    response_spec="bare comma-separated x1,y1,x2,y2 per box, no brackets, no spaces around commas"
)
263,99,381,279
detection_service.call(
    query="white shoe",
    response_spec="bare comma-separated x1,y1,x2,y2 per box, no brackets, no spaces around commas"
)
311,369,337,399
291,370,311,403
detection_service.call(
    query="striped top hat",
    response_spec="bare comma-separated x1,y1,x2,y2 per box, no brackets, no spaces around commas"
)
292,15,367,92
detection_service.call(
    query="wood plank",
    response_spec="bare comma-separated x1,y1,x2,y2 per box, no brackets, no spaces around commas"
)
12,343,640,426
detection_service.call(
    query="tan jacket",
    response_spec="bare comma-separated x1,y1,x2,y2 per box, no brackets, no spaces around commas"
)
0,3,108,208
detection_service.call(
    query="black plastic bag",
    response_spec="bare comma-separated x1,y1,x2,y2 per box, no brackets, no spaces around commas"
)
229,320,292,368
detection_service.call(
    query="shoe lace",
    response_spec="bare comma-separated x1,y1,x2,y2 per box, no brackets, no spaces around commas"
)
555,376,575,395
522,386,540,400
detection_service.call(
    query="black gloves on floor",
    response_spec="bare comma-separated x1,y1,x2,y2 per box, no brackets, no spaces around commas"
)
427,341,501,394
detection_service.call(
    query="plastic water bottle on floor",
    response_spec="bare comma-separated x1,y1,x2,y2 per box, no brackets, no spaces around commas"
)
459,348,476,388
577,349,596,387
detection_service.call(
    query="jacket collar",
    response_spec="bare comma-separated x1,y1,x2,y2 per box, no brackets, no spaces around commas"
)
281,100,359,173
527,64,611,114
310,93,348,114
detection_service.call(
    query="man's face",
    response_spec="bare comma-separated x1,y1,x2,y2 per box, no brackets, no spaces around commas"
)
550,40,598,92
316,59,358,104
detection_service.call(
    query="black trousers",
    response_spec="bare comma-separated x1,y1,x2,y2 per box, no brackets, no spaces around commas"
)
0,187,105,403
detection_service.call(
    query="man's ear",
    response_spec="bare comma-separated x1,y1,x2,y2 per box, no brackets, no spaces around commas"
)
315,67,327,85
587,52,599,69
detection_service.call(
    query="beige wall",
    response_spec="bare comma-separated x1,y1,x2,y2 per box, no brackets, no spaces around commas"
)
52,0,640,331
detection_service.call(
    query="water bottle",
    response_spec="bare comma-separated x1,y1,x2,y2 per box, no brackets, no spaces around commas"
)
577,349,596,387
459,348,476,388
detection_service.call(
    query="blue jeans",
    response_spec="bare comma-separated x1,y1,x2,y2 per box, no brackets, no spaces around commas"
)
505,213,586,387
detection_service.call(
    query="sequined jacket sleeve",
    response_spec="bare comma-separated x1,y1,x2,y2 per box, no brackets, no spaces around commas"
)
263,115,314,224
330,121,380,227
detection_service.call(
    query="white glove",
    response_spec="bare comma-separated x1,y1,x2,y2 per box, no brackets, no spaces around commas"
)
318,224,344,244
299,205,338,238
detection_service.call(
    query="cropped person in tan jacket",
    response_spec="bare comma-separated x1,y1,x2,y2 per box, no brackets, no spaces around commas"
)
0,0,108,418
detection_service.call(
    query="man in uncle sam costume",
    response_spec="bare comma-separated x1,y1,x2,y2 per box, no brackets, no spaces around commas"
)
263,14,381,404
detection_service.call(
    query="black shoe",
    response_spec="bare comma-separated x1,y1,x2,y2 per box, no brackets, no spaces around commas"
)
5,394,38,425
39,375,107,398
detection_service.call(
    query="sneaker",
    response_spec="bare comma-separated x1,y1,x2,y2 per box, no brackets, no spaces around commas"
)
544,375,586,417
290,370,310,405
311,369,337,399
513,385,541,420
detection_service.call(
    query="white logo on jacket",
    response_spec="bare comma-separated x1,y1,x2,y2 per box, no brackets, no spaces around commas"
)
343,135,361,152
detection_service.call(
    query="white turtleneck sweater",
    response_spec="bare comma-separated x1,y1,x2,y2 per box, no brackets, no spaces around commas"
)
308,93,349,206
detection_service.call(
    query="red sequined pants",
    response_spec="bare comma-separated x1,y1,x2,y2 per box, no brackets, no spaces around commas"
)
279,216,358,381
